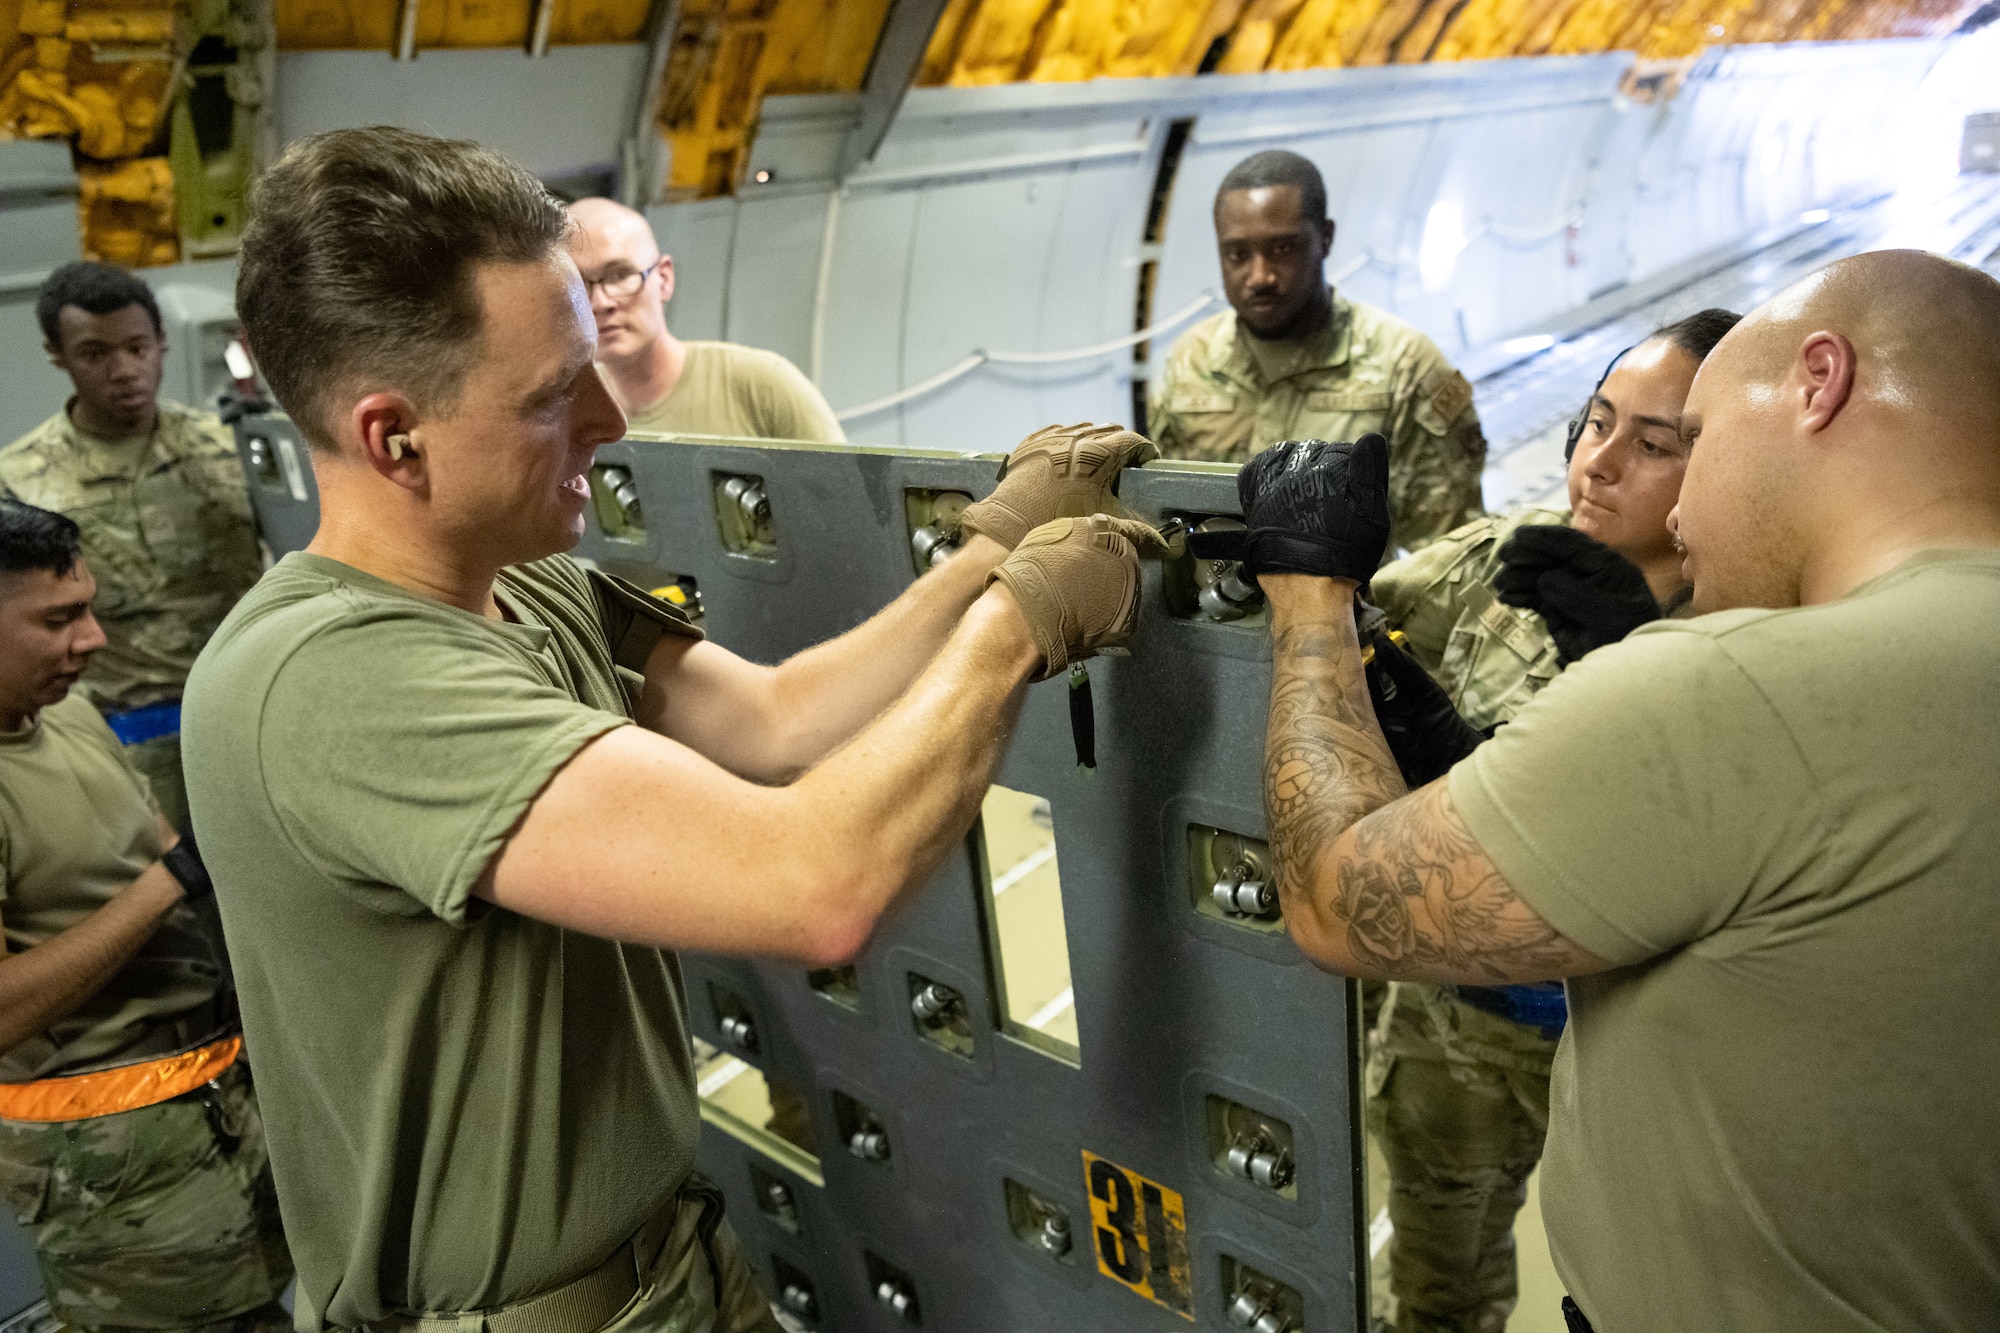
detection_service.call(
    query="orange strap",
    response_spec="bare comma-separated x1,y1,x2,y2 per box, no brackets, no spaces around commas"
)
0,1034,241,1123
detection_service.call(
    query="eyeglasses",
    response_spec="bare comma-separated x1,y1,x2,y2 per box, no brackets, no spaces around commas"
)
582,258,661,302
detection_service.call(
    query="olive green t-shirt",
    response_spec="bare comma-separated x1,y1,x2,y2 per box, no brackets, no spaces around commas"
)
1449,549,2000,1329
623,340,846,442
0,693,221,1081
182,551,704,1327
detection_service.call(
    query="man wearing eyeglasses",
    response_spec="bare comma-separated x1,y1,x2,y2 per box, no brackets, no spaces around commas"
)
566,198,845,442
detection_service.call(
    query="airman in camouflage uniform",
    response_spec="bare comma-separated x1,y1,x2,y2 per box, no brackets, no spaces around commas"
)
0,1064,292,1332
0,263,263,833
1150,290,1487,555
1363,506,1568,1333
1149,149,1484,556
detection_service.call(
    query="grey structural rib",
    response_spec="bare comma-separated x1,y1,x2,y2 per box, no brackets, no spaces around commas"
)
840,0,955,180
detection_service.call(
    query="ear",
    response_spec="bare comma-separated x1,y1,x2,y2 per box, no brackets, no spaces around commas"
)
1796,330,1855,436
656,254,675,306
44,339,64,371
349,392,427,490
1319,218,1336,256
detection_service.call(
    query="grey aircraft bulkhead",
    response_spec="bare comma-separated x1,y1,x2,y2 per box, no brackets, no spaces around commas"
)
228,410,1367,1333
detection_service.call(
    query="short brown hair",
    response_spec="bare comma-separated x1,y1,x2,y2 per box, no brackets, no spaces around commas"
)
236,126,569,448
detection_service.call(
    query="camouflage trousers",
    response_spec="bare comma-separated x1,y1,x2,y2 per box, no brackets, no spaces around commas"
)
0,1061,292,1332
1366,982,1555,1333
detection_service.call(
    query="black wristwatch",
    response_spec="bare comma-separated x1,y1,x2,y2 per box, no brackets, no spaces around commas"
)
162,833,215,901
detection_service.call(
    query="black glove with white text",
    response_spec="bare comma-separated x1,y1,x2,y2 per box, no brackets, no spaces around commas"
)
1185,435,1392,584
1361,623,1490,788
1493,524,1661,666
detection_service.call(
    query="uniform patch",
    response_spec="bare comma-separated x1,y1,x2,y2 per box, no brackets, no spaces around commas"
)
1082,1150,1193,1319
1171,392,1235,414
1430,371,1474,424
1306,390,1392,413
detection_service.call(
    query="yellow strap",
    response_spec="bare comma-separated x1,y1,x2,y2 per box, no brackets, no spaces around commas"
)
0,1034,241,1123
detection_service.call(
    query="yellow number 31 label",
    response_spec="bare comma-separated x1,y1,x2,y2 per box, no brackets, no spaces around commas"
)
1081,1150,1194,1319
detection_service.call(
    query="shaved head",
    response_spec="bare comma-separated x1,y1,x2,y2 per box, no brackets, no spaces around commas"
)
569,197,659,267
566,196,672,368
1673,250,2000,611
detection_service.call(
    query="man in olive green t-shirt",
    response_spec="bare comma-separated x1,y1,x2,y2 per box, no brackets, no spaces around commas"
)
1240,249,2000,1331
0,499,289,1331
186,128,1161,1333
567,198,844,442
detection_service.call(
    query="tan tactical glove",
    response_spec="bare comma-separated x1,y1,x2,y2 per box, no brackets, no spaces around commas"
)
989,515,1171,681
959,423,1160,550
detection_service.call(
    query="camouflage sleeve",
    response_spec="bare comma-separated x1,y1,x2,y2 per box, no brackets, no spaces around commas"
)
1368,522,1488,673
1385,340,1487,554
1145,365,1183,452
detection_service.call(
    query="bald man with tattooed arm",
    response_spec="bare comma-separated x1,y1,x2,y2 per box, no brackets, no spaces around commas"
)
1245,250,2000,1333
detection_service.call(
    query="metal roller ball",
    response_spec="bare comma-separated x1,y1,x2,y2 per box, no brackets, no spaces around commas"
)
599,465,643,523
849,1129,891,1161
781,1284,817,1318
1227,1292,1268,1328
1248,1147,1294,1190
1039,1211,1072,1256
1213,868,1277,918
718,1014,756,1051
910,982,960,1021
1197,568,1262,622
876,1282,915,1318
910,524,958,568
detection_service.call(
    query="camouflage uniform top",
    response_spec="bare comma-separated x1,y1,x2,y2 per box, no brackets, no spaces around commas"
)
1370,507,1569,730
1368,507,1568,1076
1149,289,1487,554
0,400,262,714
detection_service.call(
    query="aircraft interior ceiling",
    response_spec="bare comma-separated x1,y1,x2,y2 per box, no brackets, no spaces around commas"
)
650,30,2000,476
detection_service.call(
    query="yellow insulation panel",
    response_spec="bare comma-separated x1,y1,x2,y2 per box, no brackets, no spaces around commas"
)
0,0,183,262
659,0,894,198
275,0,651,49
81,154,178,265
919,0,1983,82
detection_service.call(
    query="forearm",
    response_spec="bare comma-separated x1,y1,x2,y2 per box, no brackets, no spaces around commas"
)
491,588,1040,963
766,534,1009,773
0,865,184,1056
1263,574,1411,957
784,588,1039,954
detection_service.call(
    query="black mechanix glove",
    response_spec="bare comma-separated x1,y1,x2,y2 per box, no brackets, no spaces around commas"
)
1494,524,1661,667
1185,435,1392,584
1361,624,1490,788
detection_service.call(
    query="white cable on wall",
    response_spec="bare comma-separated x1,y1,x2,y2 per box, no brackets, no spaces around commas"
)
834,292,1222,422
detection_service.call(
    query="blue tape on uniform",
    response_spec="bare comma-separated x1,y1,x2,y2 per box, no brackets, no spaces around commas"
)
103,701,182,746
1453,982,1568,1036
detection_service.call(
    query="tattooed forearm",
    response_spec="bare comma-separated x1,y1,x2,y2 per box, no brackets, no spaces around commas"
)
1264,618,1409,922
1335,785,1597,981
1263,595,1605,983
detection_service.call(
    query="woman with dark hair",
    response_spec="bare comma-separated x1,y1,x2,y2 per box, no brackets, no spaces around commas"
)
1359,308,1740,1333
